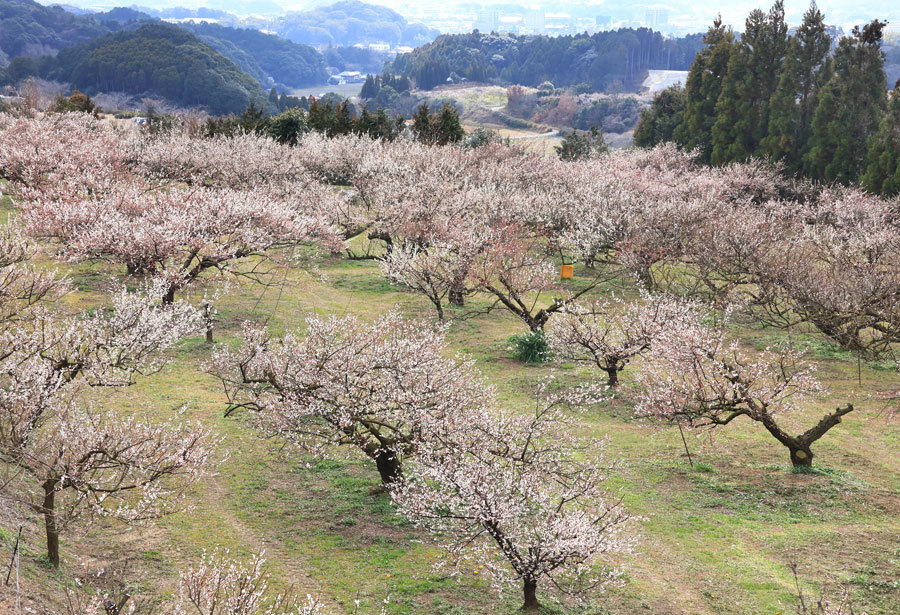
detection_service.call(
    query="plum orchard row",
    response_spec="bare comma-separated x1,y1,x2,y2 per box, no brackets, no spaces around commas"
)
0,112,895,613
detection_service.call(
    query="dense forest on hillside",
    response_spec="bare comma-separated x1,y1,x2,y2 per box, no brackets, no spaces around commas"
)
271,0,438,47
181,22,329,88
388,29,705,91
0,0,329,89
635,2,900,196
0,0,107,60
323,44,390,74
33,24,269,115
92,6,152,24
182,28,272,88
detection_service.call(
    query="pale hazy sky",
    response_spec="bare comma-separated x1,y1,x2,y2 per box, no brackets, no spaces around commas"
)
55,0,900,33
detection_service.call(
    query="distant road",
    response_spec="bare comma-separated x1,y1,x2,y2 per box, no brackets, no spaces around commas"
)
509,130,560,140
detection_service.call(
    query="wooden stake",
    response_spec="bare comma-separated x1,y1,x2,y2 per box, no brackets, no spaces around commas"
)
678,422,694,469
5,525,22,586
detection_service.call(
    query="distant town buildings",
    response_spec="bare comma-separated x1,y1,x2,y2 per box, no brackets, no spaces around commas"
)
475,9,500,33
524,10,545,33
399,2,697,38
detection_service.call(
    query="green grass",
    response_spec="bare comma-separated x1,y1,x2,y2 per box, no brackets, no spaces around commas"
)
3,235,899,615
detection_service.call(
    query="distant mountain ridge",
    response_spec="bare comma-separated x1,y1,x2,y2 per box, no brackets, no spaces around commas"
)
269,0,438,47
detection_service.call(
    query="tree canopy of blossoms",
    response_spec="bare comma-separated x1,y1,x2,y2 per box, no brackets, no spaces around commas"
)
0,232,215,567
0,112,126,198
636,305,853,467
172,549,326,615
22,181,343,304
392,383,632,611
67,549,333,615
548,293,697,386
210,312,490,484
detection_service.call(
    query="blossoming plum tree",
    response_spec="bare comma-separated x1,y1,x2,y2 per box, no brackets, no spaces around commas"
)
392,385,632,611
0,235,214,567
173,549,326,615
548,293,697,386
636,305,854,467
211,312,489,485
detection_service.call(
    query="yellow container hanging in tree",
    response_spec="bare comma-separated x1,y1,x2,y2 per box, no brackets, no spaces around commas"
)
560,264,574,279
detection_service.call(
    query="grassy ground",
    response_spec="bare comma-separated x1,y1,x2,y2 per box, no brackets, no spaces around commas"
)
1,191,898,615
428,84,640,151
426,84,511,111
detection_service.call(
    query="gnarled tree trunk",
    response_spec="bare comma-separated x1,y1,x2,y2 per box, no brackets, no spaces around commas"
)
448,286,465,307
789,446,814,467
204,303,214,343
373,448,402,485
522,577,540,612
162,285,176,305
42,479,60,568
758,403,854,468
605,365,620,387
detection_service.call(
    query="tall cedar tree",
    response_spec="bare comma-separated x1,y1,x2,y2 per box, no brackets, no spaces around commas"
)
803,20,888,183
361,74,378,99
861,82,900,195
762,2,832,171
412,102,434,142
710,2,788,164
412,102,464,145
436,103,465,144
673,16,737,162
633,85,686,148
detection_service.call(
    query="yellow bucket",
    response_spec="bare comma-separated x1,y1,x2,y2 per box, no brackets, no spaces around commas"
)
560,264,574,279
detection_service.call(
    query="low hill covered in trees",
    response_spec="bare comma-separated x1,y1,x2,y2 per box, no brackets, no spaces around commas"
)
387,29,704,92
180,22,329,88
39,23,269,115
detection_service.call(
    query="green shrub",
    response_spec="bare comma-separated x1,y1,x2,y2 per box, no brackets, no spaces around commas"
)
555,126,609,161
509,330,550,364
